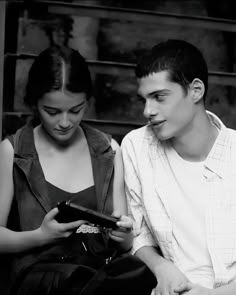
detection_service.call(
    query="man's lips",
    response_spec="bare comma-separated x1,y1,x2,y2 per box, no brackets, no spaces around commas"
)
148,120,166,127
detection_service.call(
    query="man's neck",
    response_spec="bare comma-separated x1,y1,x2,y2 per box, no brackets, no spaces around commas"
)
170,113,219,162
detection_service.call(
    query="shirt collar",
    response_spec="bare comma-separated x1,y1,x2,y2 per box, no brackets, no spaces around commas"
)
204,111,230,179
146,110,230,179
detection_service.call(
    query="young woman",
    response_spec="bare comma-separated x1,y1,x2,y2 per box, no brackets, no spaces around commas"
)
0,46,156,295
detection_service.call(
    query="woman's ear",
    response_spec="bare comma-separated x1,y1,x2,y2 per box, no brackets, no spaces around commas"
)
84,96,96,118
31,105,39,116
190,78,205,103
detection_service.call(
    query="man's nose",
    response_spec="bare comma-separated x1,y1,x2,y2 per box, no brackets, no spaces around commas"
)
143,100,158,119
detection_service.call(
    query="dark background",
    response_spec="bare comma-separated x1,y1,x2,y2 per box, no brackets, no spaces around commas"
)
1,0,236,143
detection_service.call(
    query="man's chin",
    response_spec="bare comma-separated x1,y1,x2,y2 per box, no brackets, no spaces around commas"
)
152,129,171,141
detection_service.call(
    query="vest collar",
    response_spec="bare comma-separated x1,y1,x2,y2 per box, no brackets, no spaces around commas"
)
14,121,111,158
14,122,115,213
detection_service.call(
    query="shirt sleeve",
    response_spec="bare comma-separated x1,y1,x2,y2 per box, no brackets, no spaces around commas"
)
121,134,156,254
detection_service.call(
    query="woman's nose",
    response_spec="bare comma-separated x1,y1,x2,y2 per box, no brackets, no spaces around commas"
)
58,113,71,129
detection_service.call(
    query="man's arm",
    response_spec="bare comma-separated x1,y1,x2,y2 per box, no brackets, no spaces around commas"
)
136,246,190,294
213,283,236,295
121,135,156,253
122,135,189,294
175,281,236,295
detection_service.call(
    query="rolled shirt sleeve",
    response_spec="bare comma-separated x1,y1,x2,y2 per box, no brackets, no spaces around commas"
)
121,134,156,254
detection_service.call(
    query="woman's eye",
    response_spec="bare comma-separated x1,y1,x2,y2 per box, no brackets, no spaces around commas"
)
46,111,59,115
70,109,81,114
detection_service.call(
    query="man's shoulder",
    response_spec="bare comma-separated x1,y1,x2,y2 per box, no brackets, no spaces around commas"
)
227,127,236,136
226,127,236,144
122,125,156,149
123,125,147,141
121,125,163,158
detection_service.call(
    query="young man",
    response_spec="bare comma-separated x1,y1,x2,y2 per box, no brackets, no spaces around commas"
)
121,39,236,295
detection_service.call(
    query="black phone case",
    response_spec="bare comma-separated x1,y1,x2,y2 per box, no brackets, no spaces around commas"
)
56,201,119,229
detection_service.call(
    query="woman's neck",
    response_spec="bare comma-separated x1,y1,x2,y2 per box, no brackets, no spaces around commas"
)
34,124,84,152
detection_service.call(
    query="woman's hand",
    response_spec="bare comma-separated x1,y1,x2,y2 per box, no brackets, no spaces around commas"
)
37,207,87,245
108,211,133,252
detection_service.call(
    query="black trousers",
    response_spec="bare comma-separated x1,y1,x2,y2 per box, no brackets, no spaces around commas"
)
15,258,156,295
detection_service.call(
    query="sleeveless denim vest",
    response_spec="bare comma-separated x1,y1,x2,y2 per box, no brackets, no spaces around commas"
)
8,122,115,283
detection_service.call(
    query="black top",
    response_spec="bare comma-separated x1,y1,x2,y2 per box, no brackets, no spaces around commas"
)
46,182,97,210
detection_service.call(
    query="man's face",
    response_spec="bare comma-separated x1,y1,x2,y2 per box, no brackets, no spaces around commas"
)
137,70,195,141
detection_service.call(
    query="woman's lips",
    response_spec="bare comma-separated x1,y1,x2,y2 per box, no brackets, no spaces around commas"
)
55,128,73,134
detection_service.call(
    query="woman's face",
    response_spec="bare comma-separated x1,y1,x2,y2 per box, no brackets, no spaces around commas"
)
37,90,88,144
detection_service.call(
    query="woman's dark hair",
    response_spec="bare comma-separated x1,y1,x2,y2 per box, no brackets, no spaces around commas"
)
24,45,92,108
135,39,208,102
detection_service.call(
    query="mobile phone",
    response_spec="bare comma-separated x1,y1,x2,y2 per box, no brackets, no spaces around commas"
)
56,201,119,229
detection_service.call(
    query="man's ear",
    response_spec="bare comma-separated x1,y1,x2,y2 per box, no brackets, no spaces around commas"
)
190,78,205,103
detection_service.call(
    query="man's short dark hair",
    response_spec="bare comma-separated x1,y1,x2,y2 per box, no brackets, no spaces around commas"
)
135,39,208,102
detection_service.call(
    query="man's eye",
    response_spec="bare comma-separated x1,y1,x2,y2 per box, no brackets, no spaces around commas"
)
137,96,145,103
155,95,165,101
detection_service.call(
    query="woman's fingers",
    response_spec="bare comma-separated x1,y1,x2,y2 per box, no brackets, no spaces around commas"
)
46,207,59,220
61,220,87,231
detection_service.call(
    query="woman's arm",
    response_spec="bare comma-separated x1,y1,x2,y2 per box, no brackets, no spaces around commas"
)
0,139,44,252
0,139,87,253
108,139,133,252
0,139,14,227
111,138,127,215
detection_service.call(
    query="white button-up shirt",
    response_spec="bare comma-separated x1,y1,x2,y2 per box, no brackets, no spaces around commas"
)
121,112,236,288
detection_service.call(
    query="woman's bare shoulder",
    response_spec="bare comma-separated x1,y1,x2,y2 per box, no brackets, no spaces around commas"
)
0,138,14,160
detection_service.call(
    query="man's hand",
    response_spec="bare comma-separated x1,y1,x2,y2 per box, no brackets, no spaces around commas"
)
154,259,190,295
174,281,212,295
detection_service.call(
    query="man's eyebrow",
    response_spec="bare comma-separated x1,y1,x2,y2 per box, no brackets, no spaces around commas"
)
148,89,170,97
